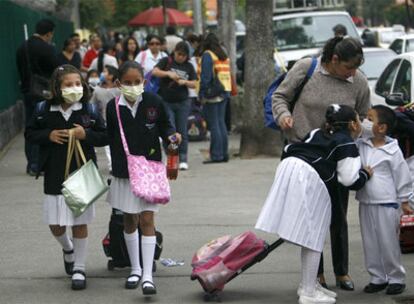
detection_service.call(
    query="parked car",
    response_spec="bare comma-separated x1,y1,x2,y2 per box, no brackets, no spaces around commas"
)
389,34,414,55
272,11,360,72
359,47,397,88
372,52,414,106
369,25,405,48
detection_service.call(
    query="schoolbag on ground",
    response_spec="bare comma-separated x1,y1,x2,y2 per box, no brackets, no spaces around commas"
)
187,99,207,141
264,57,317,130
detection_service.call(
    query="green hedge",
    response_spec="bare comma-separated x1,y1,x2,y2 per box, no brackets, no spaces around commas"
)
0,0,73,111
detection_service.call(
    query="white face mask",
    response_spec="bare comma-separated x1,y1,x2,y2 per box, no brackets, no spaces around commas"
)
361,119,374,138
120,84,144,102
61,86,83,104
88,77,100,87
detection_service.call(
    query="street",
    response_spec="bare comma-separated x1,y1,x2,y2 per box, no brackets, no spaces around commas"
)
0,133,413,304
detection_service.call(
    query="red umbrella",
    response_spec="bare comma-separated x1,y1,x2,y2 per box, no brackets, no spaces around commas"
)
128,6,193,27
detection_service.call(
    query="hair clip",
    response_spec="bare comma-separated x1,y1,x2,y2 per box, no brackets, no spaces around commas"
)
58,66,65,71
331,104,341,113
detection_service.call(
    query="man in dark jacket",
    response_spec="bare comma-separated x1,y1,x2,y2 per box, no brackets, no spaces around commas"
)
16,18,58,175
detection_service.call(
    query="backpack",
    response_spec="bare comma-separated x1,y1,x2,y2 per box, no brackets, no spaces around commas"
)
264,57,317,130
140,52,171,94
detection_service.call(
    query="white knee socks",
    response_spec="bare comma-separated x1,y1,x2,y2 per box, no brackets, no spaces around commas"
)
73,237,88,273
124,230,142,282
141,235,156,284
301,247,321,296
54,232,74,262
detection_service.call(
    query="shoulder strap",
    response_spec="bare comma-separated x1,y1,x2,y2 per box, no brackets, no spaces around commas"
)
290,57,317,112
114,96,130,156
140,50,147,67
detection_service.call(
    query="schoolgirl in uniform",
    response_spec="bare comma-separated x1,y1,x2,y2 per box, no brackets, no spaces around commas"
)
256,105,372,304
106,61,180,295
25,65,107,290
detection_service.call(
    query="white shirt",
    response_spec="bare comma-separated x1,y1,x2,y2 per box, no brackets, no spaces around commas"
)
50,102,82,121
356,137,413,204
118,94,142,118
135,49,167,76
165,35,182,54
89,54,119,71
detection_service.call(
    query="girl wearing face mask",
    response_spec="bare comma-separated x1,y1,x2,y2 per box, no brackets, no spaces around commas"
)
25,65,107,290
106,61,181,295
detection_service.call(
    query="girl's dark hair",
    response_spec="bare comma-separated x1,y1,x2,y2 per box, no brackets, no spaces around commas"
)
62,38,74,51
321,36,364,67
120,37,140,62
118,61,144,80
324,104,357,134
86,69,99,80
146,34,162,44
174,41,190,58
201,33,227,60
50,64,90,105
105,65,119,82
97,42,116,74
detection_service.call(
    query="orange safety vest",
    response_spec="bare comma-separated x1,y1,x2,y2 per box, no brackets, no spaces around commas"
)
198,50,232,93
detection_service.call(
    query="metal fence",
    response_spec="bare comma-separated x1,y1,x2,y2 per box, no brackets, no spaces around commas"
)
0,0,73,112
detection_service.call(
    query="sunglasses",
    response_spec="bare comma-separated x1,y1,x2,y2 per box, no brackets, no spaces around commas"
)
149,42,161,46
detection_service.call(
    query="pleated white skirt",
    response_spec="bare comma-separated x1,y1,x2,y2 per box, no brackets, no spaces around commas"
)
255,157,331,252
43,195,95,226
106,177,160,214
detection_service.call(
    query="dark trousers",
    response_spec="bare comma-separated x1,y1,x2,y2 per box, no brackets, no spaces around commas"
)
24,93,40,172
318,184,349,276
225,97,231,132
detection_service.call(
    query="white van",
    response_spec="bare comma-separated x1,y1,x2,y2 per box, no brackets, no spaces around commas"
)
273,11,360,72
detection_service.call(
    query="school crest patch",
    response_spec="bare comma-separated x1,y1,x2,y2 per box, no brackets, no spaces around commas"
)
146,107,158,122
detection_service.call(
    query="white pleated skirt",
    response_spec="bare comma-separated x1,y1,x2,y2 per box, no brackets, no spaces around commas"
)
255,157,331,252
43,195,95,226
106,177,160,214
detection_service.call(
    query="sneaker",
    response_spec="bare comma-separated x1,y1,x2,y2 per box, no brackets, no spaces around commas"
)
298,289,336,304
298,282,337,298
179,162,189,170
386,283,405,295
363,282,388,293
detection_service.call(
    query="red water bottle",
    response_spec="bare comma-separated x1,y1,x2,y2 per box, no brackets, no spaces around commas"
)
167,136,179,180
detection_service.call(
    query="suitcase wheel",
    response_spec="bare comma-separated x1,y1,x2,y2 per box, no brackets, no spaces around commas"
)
107,260,115,271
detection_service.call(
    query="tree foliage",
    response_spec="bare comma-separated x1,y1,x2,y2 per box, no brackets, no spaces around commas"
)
79,0,112,29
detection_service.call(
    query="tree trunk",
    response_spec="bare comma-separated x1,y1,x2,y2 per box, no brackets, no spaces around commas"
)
217,0,236,76
239,0,283,158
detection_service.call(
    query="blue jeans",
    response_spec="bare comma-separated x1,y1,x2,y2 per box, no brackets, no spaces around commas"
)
203,99,228,161
24,93,40,173
163,99,191,162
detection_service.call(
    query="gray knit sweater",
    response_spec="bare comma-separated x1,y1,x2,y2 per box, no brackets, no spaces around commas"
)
272,57,370,143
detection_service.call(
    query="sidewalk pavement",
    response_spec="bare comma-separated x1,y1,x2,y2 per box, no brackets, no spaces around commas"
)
0,133,413,304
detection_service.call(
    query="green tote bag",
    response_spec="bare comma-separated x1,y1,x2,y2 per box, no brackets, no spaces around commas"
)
62,130,109,217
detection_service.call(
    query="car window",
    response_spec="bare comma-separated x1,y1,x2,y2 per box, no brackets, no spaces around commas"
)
393,59,411,101
390,39,403,54
359,51,396,80
273,15,359,51
407,39,414,53
375,59,401,96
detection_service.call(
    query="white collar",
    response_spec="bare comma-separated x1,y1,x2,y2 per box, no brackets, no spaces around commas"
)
318,60,354,83
50,102,82,112
118,94,142,117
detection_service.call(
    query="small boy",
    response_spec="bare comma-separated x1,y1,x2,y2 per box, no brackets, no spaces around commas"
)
356,105,414,295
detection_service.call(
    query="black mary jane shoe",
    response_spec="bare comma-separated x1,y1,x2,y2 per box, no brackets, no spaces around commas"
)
142,281,157,295
125,274,141,289
62,249,74,275
363,282,388,293
71,270,86,290
336,278,355,291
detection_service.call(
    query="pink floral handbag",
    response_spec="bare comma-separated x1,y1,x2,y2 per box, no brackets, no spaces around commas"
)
115,97,170,204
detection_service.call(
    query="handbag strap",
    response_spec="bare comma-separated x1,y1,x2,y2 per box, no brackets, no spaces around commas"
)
64,129,87,180
115,96,130,156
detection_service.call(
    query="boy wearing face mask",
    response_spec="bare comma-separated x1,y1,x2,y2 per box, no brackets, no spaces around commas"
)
356,105,414,295
25,65,107,290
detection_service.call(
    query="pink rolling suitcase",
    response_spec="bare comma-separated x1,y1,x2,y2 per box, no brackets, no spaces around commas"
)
190,231,283,299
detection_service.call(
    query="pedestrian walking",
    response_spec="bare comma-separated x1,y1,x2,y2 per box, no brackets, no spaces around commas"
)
57,38,82,69
256,104,372,304
119,36,140,65
25,65,107,290
16,18,59,176
272,36,370,289
356,105,413,295
105,61,180,295
89,42,118,73
152,41,197,170
82,34,101,71
134,34,167,76
199,33,231,163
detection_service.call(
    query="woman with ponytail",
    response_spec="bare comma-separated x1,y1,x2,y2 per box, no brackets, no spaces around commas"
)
272,36,371,290
89,42,118,73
